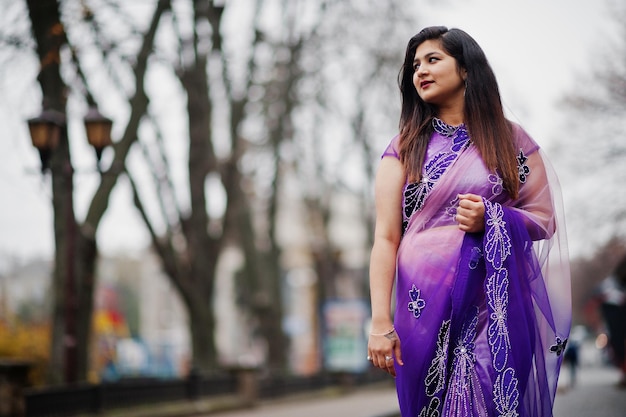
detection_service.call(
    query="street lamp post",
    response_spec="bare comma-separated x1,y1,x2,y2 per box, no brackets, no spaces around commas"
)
26,109,65,173
84,107,113,170
27,106,113,383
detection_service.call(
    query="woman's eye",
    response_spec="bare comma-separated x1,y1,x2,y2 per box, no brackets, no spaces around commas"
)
428,57,439,63
413,64,420,71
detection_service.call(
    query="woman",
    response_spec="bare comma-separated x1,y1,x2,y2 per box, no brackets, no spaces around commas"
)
367,26,571,417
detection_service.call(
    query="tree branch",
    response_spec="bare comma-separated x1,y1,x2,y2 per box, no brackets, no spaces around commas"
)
82,0,171,238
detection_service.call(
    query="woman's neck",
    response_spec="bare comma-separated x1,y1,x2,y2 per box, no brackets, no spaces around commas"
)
436,106,464,126
436,114,464,127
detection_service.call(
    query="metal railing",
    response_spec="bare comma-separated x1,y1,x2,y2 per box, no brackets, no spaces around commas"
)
24,369,390,417
25,373,236,417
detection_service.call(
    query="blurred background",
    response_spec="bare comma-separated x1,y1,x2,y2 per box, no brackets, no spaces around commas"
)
0,0,625,409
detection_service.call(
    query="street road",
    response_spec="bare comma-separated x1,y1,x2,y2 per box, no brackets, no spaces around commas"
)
554,365,625,417
200,365,624,417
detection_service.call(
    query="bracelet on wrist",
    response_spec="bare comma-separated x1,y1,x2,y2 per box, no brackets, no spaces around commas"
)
370,327,395,337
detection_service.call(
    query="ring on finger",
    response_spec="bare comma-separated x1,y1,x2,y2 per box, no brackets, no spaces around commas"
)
385,355,393,361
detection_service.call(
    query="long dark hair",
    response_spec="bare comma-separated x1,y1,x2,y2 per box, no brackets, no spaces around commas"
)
398,26,519,198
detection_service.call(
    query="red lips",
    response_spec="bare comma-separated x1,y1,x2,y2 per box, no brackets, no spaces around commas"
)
420,80,433,88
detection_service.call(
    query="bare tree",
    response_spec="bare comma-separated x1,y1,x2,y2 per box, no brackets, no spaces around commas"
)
549,1,626,258
121,0,419,373
24,0,170,383
291,0,415,300
119,0,282,372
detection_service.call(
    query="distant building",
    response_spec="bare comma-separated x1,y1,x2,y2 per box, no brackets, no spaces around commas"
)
0,258,52,322
95,253,190,379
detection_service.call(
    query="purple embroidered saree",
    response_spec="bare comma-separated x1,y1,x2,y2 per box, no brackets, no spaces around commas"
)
383,121,571,417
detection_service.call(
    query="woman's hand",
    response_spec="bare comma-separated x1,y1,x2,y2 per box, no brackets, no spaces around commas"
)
456,193,485,233
367,328,403,377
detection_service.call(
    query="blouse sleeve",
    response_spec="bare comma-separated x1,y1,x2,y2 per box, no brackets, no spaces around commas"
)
381,135,400,159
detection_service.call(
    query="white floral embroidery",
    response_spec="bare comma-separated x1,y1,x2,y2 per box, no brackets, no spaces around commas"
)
483,199,520,416
488,173,503,196
445,195,460,219
493,368,520,417
484,201,511,269
445,308,488,416
408,285,427,319
487,269,511,372
425,320,450,396
517,149,531,183
550,337,568,356
418,397,441,417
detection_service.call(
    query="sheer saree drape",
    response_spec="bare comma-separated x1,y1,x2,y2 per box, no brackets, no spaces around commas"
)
385,123,571,417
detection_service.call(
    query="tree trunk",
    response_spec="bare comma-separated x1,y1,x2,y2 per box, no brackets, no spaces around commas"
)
26,0,77,384
49,144,78,384
75,235,98,381
187,299,217,372
178,50,221,374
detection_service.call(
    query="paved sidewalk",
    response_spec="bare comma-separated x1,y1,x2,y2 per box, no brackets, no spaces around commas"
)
197,365,625,417
554,365,626,417
201,382,399,417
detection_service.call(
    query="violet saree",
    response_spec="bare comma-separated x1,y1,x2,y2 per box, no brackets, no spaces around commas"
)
382,120,571,417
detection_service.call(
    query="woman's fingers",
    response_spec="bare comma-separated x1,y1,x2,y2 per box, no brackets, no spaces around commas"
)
393,337,403,366
384,355,396,377
458,193,482,203
367,330,402,376
370,354,395,376
456,193,485,232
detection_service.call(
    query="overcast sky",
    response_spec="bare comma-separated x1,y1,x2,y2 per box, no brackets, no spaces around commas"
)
0,0,617,267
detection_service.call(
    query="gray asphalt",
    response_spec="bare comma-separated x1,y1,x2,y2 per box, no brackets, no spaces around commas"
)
201,383,399,417
554,365,625,417
200,365,625,417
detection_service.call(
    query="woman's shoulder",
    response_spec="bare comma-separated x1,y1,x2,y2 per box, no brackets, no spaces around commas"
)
509,121,540,155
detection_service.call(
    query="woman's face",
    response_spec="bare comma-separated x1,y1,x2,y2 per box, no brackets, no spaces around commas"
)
412,39,466,109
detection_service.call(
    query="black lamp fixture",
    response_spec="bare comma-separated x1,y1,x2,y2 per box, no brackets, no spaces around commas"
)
27,106,113,173
27,108,66,172
83,106,113,169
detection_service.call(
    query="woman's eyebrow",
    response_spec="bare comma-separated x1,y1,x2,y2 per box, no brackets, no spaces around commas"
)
414,51,439,64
